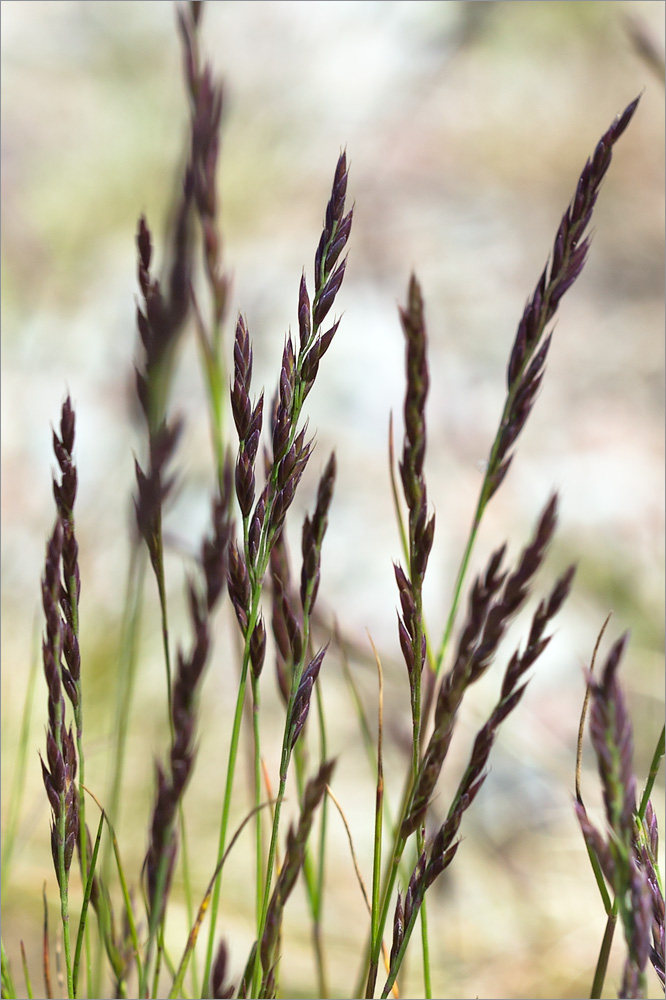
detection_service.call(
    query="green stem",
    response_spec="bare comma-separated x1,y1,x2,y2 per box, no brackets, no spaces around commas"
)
367,679,384,1000
589,905,617,1000
141,841,174,999
103,811,143,991
313,682,329,999
73,811,104,993
252,728,291,997
154,548,198,997
291,714,328,998
204,476,276,992
179,811,198,998
250,475,330,995
96,544,145,996
251,567,321,996
251,674,264,941
364,793,413,998
251,649,310,996
420,898,431,1000
379,872,425,1000
203,643,253,992
638,724,665,820
204,551,268,989
434,502,484,679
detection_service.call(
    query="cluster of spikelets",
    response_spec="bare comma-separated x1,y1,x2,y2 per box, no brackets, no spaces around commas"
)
1,4,663,1000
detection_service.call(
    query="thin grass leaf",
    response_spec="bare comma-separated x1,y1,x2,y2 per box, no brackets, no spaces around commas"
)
326,785,372,918
1,940,16,1000
101,809,143,993
72,810,104,996
576,613,613,806
168,802,272,1000
638,726,665,822
368,636,386,999
42,884,52,1000
590,909,619,1000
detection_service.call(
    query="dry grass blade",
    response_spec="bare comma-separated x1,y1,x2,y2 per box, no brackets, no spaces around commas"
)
325,785,373,917
575,612,613,806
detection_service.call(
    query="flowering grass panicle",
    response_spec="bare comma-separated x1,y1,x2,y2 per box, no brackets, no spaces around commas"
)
4,7,660,1000
575,634,665,999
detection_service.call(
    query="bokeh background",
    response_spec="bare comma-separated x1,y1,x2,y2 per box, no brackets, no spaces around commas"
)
2,2,664,998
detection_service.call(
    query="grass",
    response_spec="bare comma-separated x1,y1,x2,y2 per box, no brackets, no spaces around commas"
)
1,4,663,999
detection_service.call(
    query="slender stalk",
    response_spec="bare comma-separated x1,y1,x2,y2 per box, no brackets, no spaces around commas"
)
203,642,254,989
251,655,307,996
363,783,415,997
153,542,199,996
292,683,332,998
19,943,31,1000
178,813,198,998
251,459,335,993
419,902,431,999
72,811,104,993
590,907,618,1000
93,542,145,995
638,725,665,821
367,641,385,999
434,508,482,677
141,846,173,998
313,681,330,999
251,673,265,940
102,808,143,991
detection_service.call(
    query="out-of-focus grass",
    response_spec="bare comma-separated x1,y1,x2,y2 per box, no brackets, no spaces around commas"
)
1,3,663,997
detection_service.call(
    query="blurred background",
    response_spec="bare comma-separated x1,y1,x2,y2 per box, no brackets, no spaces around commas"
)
1,2,664,998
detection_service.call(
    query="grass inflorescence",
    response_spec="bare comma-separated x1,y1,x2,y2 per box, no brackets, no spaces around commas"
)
1,4,663,1000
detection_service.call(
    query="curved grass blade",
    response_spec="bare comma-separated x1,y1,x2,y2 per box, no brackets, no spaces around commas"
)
169,801,273,1000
